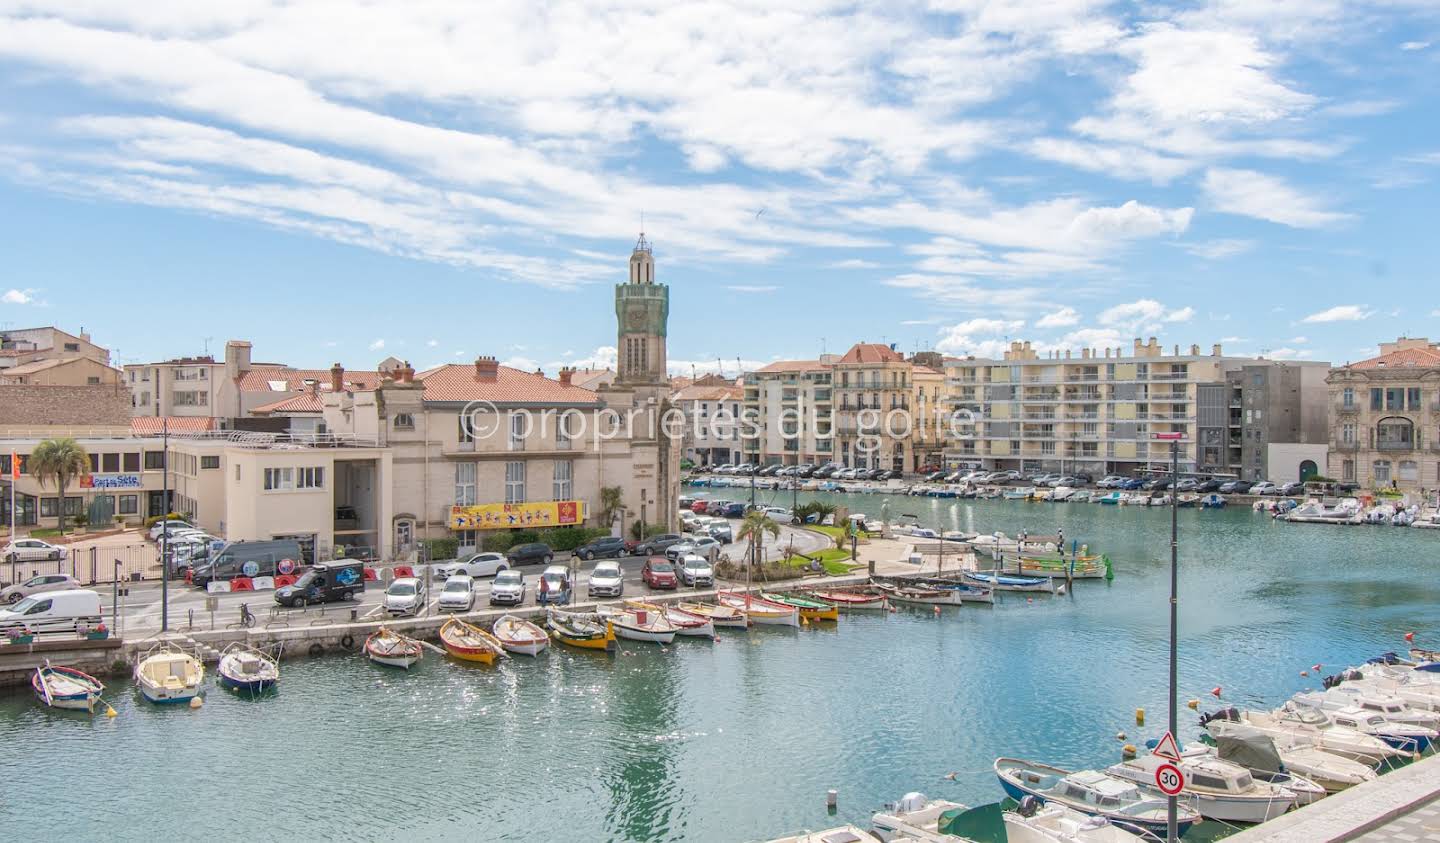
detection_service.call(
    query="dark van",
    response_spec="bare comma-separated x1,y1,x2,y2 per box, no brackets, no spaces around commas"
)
274,560,365,607
191,539,304,587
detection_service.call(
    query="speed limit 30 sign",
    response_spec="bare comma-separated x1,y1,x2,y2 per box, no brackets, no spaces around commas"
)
1155,762,1186,796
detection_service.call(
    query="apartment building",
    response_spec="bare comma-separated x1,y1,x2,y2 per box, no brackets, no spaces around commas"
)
0,326,109,371
943,339,1328,479
673,380,743,467
742,358,836,467
1327,337,1440,490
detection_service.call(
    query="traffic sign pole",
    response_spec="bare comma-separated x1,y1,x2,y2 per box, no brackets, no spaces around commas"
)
1155,762,1185,797
1152,431,1184,843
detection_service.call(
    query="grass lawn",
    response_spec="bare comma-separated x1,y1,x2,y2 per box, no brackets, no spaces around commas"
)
29,528,64,538
784,547,862,576
805,525,870,547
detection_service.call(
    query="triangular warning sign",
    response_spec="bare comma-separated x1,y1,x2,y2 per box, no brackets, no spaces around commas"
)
1152,730,1182,762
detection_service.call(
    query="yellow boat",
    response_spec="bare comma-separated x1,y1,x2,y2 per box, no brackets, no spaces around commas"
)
545,609,617,651
439,618,507,664
761,592,840,622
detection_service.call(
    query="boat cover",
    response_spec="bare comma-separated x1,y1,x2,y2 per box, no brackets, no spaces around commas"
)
1214,724,1285,774
937,803,1006,842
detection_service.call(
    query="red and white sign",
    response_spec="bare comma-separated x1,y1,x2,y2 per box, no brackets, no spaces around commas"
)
1151,730,1182,762
278,558,296,576
1155,762,1185,796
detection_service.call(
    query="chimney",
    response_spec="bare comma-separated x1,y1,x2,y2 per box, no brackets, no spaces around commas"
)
1064,349,1071,359
308,379,319,396
224,340,253,381
475,356,499,381
1189,344,1199,356
397,361,415,383
1212,344,1222,357
559,366,575,386
330,363,345,393
1133,338,1143,355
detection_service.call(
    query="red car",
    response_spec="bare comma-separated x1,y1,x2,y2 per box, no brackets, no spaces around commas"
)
690,500,709,515
642,557,678,589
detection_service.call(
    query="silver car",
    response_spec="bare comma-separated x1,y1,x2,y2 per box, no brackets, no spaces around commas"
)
3,538,66,564
1,573,81,604
383,576,427,616
677,555,714,588
707,523,734,543
587,561,625,598
489,569,526,606
437,574,475,612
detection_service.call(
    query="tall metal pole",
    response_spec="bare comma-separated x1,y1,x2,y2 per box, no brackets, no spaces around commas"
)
8,452,16,587
1168,436,1179,843
161,418,169,632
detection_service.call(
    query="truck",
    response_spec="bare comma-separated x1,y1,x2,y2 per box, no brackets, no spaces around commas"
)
273,560,366,607
190,539,304,587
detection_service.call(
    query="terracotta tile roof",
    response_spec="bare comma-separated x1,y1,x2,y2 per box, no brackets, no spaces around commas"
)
674,385,743,402
415,364,602,405
836,342,904,364
0,358,70,375
913,365,944,376
251,393,324,414
568,369,615,390
130,417,216,435
754,359,825,374
1350,347,1440,370
235,366,382,392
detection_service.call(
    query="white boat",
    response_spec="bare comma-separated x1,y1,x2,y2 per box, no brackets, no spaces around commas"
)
870,792,965,841
1339,664,1440,711
625,599,716,637
1288,701,1437,753
1184,727,1330,805
1296,686,1440,730
365,627,424,669
1004,801,1150,843
1068,490,1093,503
1204,706,1404,765
1050,486,1074,501
1106,754,1296,823
32,662,105,711
493,614,550,656
763,825,878,843
873,582,964,607
995,758,1201,838
217,643,279,693
134,643,205,704
1204,719,1377,793
716,591,800,627
596,604,679,643
676,601,749,629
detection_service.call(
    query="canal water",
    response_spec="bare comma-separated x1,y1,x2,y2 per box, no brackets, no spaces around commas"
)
3,493,1437,841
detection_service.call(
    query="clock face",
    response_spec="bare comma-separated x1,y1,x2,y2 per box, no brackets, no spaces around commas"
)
627,305,646,330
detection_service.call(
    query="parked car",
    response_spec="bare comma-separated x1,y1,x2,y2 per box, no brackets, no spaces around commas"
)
506,542,554,566
383,576,427,617
1250,481,1279,496
1173,478,1202,493
1278,481,1305,496
631,533,682,556
148,519,192,541
690,499,711,515
273,560,366,607
1072,473,1093,485
489,569,527,605
1097,475,1126,489
718,502,745,518
688,536,722,560
1219,479,1253,494
0,588,103,635
587,561,625,598
1196,479,1224,492
1048,475,1079,488
642,557,678,590
707,522,734,543
2,538,66,564
536,565,572,605
191,539,304,588
434,552,510,579
575,536,631,561
437,574,476,612
677,555,714,587
1,573,80,604
761,506,794,523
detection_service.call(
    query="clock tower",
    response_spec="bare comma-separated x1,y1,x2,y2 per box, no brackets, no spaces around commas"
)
614,232,668,385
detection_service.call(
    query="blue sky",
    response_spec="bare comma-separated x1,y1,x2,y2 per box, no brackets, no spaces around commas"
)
0,2,1437,375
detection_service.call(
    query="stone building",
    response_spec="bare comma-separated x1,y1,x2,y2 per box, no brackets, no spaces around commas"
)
1327,337,1440,490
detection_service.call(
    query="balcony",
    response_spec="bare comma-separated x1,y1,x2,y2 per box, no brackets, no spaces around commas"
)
1377,441,1414,452
1065,392,1103,402
1335,400,1359,414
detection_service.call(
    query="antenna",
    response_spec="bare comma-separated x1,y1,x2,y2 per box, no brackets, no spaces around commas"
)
203,336,214,355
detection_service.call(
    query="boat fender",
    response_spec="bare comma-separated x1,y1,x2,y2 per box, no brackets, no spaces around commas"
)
1187,699,1199,710
1017,795,1042,818
189,696,204,709
1122,744,1137,758
309,642,325,657
340,634,355,650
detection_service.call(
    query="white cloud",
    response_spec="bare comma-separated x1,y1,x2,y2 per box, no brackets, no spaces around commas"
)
1301,304,1373,323
1098,298,1194,333
425,339,439,347
1181,239,1255,259
2,288,37,304
1202,167,1353,228
829,259,880,269
1267,347,1314,360
725,285,778,293
901,317,943,326
1027,137,1192,184
1400,41,1431,51
1036,307,1080,328
368,338,386,351
1163,306,1195,322
1285,336,1309,344
502,355,541,372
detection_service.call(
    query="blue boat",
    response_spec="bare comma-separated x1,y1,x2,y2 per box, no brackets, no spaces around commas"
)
1200,493,1226,508
963,571,1055,594
217,643,279,695
1095,491,1124,505
995,757,1201,838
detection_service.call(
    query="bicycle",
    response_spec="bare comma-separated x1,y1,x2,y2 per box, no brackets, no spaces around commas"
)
238,603,256,629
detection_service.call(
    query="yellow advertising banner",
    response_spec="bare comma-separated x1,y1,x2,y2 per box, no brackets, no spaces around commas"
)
449,500,585,530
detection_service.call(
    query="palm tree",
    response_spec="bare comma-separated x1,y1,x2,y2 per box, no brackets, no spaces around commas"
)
30,437,90,534
736,509,781,571
598,486,624,530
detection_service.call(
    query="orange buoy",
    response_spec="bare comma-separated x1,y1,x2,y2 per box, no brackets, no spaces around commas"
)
1211,686,1222,698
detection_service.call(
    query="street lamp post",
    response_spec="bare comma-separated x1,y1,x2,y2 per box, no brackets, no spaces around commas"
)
161,418,169,633
1153,430,1183,843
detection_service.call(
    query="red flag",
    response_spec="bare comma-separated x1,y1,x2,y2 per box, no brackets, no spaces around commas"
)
8,451,16,480
1405,632,1415,642
1210,686,1222,697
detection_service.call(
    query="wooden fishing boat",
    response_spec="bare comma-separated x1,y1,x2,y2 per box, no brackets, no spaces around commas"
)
716,591,800,627
762,591,840,621
676,601,750,629
32,662,104,711
596,604,679,644
217,642,279,693
873,582,964,607
439,618,506,664
624,599,716,637
493,614,550,657
1015,555,1107,579
134,643,205,704
545,609,616,651
806,587,887,610
963,571,1056,594
914,578,996,604
365,626,424,669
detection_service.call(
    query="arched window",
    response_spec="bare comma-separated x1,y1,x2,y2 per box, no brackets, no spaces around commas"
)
1375,417,1414,450
1373,460,1392,483
1299,460,1318,481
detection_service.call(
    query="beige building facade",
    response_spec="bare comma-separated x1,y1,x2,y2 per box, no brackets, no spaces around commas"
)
1327,337,1440,490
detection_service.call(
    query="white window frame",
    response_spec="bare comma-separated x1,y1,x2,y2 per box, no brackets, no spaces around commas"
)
509,412,527,451
455,462,476,506
264,467,295,491
505,461,526,503
553,460,573,501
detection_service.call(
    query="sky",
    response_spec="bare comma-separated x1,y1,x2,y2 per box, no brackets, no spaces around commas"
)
0,1,1437,377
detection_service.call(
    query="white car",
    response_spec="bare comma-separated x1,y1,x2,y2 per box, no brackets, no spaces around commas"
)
437,574,475,612
1,573,81,604
3,538,66,564
383,576,427,617
762,506,794,523
587,561,625,598
434,552,510,579
684,536,722,561
1250,481,1279,496
148,520,192,541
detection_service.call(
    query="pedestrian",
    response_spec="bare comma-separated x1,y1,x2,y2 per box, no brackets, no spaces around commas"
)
1056,526,1064,552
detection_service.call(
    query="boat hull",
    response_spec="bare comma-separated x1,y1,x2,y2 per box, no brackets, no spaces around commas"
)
612,624,677,644
996,760,1199,838
809,591,887,610
219,674,277,693
365,631,423,669
717,593,800,627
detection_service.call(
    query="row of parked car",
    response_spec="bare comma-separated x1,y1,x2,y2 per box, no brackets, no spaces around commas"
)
917,469,1322,496
706,461,905,481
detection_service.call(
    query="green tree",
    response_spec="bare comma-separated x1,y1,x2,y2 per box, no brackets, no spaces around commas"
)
793,501,835,526
30,437,90,534
598,486,624,529
736,509,781,570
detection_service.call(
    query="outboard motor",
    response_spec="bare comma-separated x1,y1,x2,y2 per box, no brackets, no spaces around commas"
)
1017,796,1042,818
896,792,927,815
1322,674,1341,689
1199,707,1240,727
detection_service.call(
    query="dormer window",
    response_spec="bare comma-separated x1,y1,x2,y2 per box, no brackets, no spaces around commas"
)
394,413,415,430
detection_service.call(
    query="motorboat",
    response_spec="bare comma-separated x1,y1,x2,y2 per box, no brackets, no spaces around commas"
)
1295,686,1440,730
872,582,964,607
1002,799,1151,842
1201,706,1406,766
994,758,1200,837
870,792,966,841
1199,494,1226,508
1068,490,1093,503
1184,725,1329,805
32,662,105,711
762,592,840,621
440,618,507,663
216,643,279,694
134,643,205,704
1338,666,1440,711
1204,719,1377,793
1003,487,1036,501
1175,494,1200,508
544,610,616,651
716,591,800,627
676,601,750,629
1050,486,1075,502
762,826,879,843
493,614,550,657
1105,753,1296,823
596,604,680,643
1280,498,1362,524
625,599,717,636
1288,701,1436,753
963,570,1056,594
807,587,888,610
1014,556,1108,580
1095,492,1124,505
365,627,424,669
